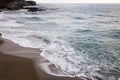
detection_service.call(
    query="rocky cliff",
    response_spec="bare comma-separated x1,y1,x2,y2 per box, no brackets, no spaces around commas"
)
0,0,36,11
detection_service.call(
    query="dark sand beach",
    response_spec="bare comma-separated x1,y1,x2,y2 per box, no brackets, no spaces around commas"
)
0,34,40,80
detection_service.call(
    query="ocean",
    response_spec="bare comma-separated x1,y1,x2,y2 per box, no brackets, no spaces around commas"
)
0,4,120,80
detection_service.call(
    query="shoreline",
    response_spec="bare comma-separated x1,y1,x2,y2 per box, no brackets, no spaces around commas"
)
0,34,40,80
0,33,101,80
0,34,79,80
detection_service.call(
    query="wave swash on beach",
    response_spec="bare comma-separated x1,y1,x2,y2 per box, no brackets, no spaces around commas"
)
0,4,120,80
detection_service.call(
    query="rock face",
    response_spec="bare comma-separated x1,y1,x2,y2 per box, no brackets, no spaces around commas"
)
0,0,25,10
24,1,36,6
0,0,36,10
23,6,46,12
0,0,46,12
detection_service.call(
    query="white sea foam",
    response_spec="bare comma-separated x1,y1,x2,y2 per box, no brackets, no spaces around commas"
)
0,20,23,27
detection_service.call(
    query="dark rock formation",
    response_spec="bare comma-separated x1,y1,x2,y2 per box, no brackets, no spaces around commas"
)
24,1,36,6
23,6,46,12
0,33,2,35
28,8,46,12
27,7,38,12
0,0,37,11
0,0,47,12
0,0,25,10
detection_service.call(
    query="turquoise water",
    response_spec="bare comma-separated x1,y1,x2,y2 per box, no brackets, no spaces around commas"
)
0,4,120,80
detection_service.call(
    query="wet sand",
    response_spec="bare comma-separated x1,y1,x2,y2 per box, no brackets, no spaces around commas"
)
0,35,40,80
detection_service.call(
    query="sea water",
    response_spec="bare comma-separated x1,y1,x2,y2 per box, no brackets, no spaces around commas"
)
0,4,120,80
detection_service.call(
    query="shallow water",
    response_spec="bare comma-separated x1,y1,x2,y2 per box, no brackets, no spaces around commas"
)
0,4,120,80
